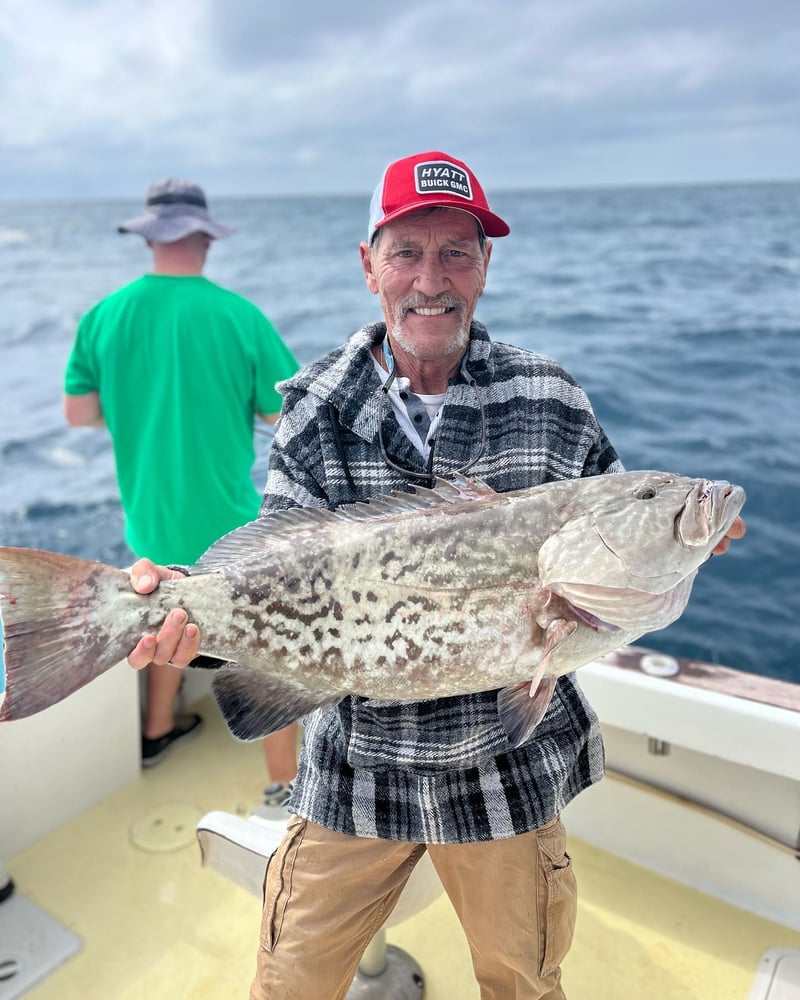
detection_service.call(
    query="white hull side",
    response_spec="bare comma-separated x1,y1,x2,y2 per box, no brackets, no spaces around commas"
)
0,663,139,858
564,654,800,931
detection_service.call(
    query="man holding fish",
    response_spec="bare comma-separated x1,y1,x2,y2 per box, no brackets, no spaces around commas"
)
124,152,745,998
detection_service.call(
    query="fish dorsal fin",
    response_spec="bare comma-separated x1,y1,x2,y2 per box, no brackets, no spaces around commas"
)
191,475,499,573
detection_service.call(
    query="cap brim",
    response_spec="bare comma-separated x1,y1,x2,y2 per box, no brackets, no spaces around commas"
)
373,201,510,240
117,213,235,242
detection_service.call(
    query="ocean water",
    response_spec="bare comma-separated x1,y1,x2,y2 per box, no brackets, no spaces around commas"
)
1,182,798,687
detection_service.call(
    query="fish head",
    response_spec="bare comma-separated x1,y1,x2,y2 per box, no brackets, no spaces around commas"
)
538,471,746,632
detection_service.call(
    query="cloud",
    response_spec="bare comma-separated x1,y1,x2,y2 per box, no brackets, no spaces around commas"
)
0,0,798,197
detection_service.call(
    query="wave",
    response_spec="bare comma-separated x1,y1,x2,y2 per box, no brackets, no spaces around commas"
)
0,227,29,247
0,499,133,567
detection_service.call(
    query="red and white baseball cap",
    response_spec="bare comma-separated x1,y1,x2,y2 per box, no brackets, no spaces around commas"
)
368,151,510,242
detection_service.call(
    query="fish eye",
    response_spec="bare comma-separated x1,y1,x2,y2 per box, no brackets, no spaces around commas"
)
635,485,658,500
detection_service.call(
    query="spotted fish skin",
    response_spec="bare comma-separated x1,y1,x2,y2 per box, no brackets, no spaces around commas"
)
0,471,745,745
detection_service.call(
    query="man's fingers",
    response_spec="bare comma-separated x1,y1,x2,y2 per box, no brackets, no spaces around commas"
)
128,634,157,670
711,516,747,555
150,608,189,665
127,559,199,668
150,612,202,668
728,516,746,540
169,624,201,667
130,558,186,595
131,557,161,594
126,617,200,671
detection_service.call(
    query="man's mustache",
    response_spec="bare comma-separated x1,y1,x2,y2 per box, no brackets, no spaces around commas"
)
396,295,465,317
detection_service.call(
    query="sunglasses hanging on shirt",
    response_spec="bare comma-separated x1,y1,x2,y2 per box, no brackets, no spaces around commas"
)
376,336,486,484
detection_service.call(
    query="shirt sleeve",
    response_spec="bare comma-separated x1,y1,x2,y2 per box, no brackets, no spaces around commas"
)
63,314,98,395
254,315,300,416
260,391,330,514
583,426,625,476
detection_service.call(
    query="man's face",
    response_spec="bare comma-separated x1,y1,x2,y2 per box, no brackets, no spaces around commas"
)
360,208,491,362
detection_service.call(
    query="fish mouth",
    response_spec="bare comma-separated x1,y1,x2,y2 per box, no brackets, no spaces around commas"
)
677,479,746,548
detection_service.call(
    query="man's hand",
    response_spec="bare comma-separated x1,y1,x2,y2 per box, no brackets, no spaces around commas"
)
127,558,202,669
712,516,746,556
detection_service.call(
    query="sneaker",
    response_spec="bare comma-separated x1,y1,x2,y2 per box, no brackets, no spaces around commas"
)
0,876,14,904
252,781,294,819
141,713,204,768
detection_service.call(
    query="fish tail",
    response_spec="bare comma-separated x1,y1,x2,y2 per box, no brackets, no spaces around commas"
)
0,547,133,721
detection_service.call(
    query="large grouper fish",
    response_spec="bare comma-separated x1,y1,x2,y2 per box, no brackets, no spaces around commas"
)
0,470,744,746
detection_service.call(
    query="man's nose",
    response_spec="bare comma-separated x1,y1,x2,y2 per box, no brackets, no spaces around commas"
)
413,254,449,295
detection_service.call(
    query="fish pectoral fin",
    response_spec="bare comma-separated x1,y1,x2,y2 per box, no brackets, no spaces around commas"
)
212,664,341,741
496,618,577,747
540,617,579,661
498,674,559,748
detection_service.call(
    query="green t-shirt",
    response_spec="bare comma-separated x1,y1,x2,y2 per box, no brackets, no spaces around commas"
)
64,274,299,564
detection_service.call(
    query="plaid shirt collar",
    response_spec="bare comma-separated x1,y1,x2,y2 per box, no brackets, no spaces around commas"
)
282,320,494,444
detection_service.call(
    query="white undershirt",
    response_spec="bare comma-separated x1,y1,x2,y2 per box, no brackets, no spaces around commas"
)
371,356,447,461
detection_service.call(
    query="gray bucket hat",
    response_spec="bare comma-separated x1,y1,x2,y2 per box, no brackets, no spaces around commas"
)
117,178,235,242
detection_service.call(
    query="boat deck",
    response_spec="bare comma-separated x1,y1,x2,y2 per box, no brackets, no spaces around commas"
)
7,693,800,1000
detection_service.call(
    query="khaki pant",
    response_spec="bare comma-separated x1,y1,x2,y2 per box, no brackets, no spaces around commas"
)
250,814,576,1000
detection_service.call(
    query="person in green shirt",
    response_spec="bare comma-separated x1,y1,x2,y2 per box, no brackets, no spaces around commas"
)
63,178,300,795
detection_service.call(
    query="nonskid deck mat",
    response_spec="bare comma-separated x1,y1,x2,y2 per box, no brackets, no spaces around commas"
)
0,891,81,999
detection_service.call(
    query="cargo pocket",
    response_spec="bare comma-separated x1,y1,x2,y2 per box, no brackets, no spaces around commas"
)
259,817,306,953
536,816,577,979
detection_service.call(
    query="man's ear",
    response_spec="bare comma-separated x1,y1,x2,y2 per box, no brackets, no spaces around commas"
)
480,239,493,294
360,242,379,294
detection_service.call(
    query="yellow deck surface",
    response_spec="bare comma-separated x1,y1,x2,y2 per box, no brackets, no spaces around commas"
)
8,694,799,999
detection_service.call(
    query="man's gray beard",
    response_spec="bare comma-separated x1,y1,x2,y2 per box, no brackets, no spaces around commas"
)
389,304,470,360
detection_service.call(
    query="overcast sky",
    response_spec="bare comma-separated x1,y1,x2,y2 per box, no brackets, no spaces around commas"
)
1,0,798,200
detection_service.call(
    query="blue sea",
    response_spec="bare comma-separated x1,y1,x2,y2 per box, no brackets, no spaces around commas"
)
1,182,798,687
